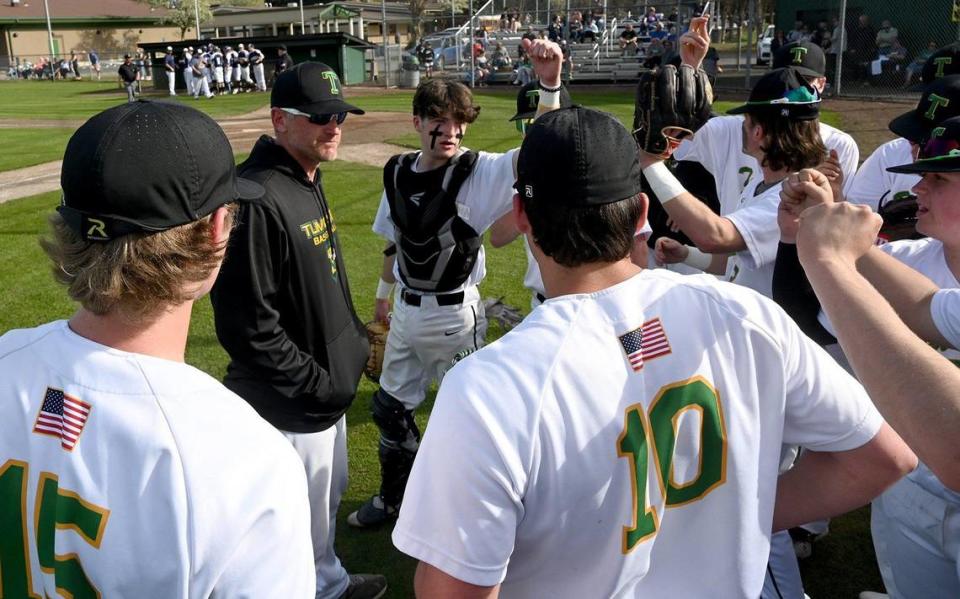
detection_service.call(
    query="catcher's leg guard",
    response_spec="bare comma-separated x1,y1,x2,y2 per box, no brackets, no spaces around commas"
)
371,388,421,508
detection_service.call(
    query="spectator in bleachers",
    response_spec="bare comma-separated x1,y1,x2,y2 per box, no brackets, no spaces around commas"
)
661,39,678,65
876,19,899,54
492,42,512,68
644,6,659,30
849,14,877,82
811,21,831,49
771,29,786,56
650,21,668,41
644,38,665,68
475,48,491,86
619,23,640,56
788,21,804,43
569,16,582,42
905,41,938,87
581,19,599,43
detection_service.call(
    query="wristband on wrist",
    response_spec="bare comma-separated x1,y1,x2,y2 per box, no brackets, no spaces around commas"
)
642,161,686,204
682,246,713,271
537,80,563,93
375,278,395,300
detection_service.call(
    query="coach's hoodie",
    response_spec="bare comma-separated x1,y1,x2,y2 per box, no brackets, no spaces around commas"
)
211,135,369,433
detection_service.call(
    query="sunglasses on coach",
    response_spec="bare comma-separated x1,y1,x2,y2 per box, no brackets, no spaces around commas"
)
280,107,348,126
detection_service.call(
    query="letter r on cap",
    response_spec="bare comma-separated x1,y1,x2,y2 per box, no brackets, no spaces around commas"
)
925,93,950,121
790,46,807,64
935,57,953,78
322,71,340,94
86,218,107,239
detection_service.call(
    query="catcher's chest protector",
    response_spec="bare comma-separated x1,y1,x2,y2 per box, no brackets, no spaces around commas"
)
384,151,482,292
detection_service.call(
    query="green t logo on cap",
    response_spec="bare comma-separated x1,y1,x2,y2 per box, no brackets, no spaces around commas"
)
932,126,947,138
322,71,340,95
526,88,540,107
934,56,953,79
790,46,808,65
925,93,950,121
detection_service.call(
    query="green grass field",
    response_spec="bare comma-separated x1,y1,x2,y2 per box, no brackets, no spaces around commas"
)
0,84,877,598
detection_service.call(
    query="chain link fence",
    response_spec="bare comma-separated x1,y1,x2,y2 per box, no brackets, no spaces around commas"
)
770,0,960,99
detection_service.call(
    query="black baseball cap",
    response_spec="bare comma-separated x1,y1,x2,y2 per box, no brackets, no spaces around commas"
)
888,116,960,173
516,106,643,206
271,62,364,116
920,44,960,86
772,41,826,79
509,82,573,121
889,75,960,143
727,68,821,120
58,101,263,242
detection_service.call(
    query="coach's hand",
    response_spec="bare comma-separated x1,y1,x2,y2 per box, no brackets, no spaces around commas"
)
797,202,882,266
523,38,563,89
680,16,711,69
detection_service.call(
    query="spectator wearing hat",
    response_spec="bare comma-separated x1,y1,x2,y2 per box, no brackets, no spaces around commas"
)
118,54,139,103
163,46,177,96
210,63,386,599
8,100,316,597
274,44,294,83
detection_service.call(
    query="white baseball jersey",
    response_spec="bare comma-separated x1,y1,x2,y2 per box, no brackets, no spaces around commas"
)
393,270,883,598
847,137,919,211
674,115,859,212
0,320,315,598
724,179,784,298
932,288,960,350
372,149,517,293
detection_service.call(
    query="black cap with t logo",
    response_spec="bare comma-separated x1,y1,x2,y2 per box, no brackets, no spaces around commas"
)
889,75,960,143
772,41,826,79
59,100,263,242
509,81,573,121
271,62,365,116
889,116,960,174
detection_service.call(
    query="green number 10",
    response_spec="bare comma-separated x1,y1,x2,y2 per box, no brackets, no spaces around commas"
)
0,460,110,598
617,376,727,552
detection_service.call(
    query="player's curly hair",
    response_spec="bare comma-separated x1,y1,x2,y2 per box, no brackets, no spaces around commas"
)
412,79,480,124
748,111,826,172
40,204,236,324
522,194,645,267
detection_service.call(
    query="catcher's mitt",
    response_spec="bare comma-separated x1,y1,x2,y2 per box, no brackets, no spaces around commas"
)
633,64,713,158
364,320,389,383
877,191,922,243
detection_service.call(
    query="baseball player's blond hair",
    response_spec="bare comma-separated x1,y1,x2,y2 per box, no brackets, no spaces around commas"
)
41,204,237,323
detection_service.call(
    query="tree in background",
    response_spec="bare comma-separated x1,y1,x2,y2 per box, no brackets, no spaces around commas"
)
138,0,212,40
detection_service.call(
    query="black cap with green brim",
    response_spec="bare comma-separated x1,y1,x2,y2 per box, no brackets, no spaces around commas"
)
889,75,960,143
888,116,960,173
727,68,821,120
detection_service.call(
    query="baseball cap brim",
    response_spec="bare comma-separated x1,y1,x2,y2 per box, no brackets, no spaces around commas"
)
791,65,824,78
299,98,365,115
887,156,960,173
510,110,536,121
888,110,929,143
726,102,820,120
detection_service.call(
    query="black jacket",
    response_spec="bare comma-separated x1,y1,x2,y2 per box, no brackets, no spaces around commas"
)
211,136,369,433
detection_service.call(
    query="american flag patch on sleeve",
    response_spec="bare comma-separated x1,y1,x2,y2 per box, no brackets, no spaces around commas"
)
618,318,672,372
33,387,91,451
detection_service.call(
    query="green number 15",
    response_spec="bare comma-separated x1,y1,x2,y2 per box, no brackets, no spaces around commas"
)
617,376,727,552
0,460,110,599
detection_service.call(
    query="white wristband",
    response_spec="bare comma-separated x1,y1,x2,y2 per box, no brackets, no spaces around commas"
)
375,278,395,300
682,246,713,271
538,89,561,109
642,161,686,204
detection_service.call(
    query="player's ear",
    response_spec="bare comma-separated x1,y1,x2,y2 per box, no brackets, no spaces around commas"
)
636,193,649,234
210,205,232,252
513,193,531,235
271,108,288,134
413,115,422,133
